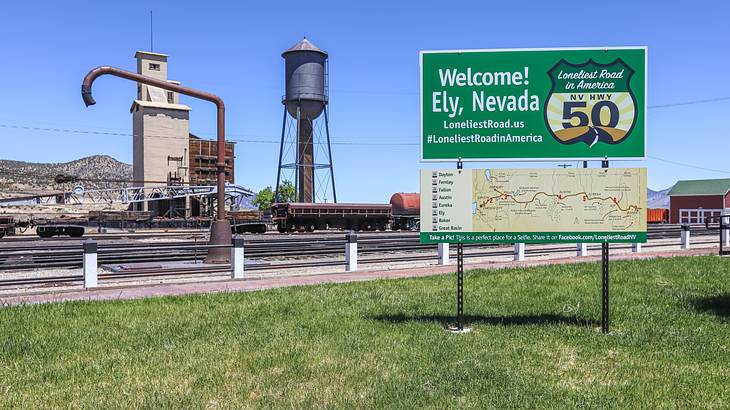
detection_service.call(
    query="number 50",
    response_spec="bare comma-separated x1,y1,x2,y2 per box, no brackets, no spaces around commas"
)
562,101,619,129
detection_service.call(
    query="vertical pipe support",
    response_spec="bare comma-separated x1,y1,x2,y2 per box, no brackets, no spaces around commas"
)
345,233,358,272
681,224,691,249
231,236,244,279
514,242,525,261
438,242,450,265
632,242,642,253
83,240,98,288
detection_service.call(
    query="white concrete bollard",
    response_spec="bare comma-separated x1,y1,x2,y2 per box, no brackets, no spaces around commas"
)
514,243,525,261
577,243,588,257
438,243,450,265
632,242,642,253
231,236,244,279
83,240,98,288
345,233,358,272
681,225,691,250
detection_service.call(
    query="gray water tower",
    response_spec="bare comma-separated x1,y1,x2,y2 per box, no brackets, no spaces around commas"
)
276,38,336,203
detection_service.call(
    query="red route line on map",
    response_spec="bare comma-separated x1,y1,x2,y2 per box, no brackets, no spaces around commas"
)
478,189,641,213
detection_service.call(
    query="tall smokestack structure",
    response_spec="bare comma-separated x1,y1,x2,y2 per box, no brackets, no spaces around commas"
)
275,38,336,203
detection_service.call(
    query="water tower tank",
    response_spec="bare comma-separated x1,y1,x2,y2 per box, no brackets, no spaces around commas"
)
282,38,328,119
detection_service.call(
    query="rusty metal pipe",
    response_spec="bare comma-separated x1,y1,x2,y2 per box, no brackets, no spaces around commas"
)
81,66,232,263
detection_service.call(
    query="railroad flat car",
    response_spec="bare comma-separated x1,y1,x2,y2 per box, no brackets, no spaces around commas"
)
271,202,392,232
229,209,269,234
36,224,85,238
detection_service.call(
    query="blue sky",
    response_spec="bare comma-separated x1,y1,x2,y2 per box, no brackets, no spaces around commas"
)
1,0,729,201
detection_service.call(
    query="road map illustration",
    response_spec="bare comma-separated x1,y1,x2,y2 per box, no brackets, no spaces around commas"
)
472,168,646,233
420,168,647,244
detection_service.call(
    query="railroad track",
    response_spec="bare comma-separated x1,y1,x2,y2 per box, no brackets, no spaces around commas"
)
0,238,720,290
0,225,719,271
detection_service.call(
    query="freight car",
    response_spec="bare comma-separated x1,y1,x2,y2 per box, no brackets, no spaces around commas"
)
33,217,87,238
229,209,269,234
390,192,420,231
271,192,421,233
0,216,15,239
271,202,392,232
647,208,669,224
36,224,85,238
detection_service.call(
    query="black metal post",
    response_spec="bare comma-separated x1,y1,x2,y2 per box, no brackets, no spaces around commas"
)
721,215,728,256
601,241,609,333
601,158,609,333
456,160,464,330
720,217,724,256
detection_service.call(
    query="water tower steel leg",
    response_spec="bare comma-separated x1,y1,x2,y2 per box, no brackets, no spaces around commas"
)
275,106,287,202
309,118,315,203
324,106,337,203
295,104,301,202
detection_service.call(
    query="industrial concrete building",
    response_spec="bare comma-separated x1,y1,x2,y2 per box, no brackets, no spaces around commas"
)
130,51,234,217
668,178,730,224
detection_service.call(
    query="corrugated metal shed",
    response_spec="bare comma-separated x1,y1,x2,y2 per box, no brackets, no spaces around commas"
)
668,178,730,196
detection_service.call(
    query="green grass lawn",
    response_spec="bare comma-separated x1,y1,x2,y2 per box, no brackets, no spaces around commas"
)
1,256,729,408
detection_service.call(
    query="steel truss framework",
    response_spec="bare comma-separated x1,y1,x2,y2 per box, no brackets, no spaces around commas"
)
0,184,254,207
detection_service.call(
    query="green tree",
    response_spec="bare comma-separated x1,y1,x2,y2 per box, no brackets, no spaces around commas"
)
276,180,296,203
251,180,296,211
251,187,274,211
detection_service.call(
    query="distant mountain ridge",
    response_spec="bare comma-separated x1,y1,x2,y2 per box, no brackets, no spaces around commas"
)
0,155,132,196
647,187,672,209
0,155,676,208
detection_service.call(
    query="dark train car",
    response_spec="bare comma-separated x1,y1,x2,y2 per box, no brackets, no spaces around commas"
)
0,216,15,239
36,224,85,238
271,202,391,232
34,217,87,238
229,209,269,234
390,192,420,231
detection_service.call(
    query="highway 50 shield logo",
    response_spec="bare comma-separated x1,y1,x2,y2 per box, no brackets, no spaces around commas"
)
544,59,637,147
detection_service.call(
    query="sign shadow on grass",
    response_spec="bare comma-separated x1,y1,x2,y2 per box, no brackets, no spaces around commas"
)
369,313,599,327
692,294,730,321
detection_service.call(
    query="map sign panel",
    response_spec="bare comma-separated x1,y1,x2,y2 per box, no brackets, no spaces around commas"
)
420,168,647,243
420,47,647,161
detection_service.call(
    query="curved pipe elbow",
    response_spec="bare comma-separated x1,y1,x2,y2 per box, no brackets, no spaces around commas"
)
81,84,96,106
81,66,113,107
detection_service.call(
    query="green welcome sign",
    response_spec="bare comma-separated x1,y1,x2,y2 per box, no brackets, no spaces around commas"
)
420,47,647,161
